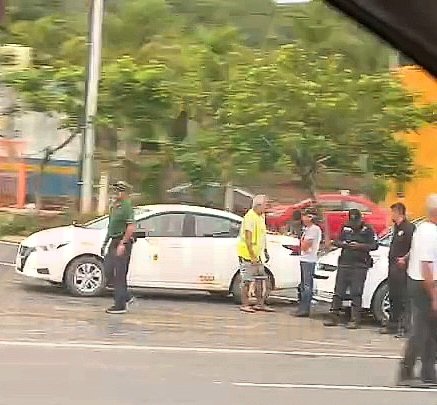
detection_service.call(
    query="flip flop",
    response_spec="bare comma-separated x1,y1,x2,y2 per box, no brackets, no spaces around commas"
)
254,305,275,313
240,306,256,313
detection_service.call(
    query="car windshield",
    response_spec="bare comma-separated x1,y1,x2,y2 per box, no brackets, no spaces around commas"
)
82,207,150,230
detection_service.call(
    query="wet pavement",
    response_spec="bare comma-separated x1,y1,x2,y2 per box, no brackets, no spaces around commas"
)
0,256,434,404
0,265,403,355
2,345,436,405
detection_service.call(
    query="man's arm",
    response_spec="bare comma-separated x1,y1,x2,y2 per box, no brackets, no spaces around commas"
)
301,238,313,252
121,203,135,244
244,230,257,262
332,226,348,248
418,227,436,301
397,224,416,267
421,261,435,299
301,226,317,252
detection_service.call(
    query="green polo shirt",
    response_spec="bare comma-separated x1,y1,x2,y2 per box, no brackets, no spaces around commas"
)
107,199,134,238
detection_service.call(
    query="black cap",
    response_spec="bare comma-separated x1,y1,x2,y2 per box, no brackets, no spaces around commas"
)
111,181,131,192
348,208,362,221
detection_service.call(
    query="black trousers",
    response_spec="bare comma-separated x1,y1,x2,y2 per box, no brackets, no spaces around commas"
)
331,265,368,314
104,238,133,309
402,279,436,382
388,263,408,329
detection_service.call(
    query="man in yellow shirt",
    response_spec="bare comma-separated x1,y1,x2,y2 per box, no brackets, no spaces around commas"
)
237,195,274,313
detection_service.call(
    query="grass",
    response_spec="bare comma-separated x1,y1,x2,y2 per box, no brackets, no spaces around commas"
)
0,211,99,238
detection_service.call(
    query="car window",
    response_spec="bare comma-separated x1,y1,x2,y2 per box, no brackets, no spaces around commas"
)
343,201,371,212
137,213,185,237
318,200,343,211
194,215,240,237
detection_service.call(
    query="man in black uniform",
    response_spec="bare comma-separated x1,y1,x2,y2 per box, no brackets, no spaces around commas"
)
101,181,136,314
324,209,378,329
381,202,415,336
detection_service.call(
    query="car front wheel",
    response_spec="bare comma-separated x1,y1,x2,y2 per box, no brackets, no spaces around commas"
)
371,281,390,324
231,270,274,305
65,256,106,297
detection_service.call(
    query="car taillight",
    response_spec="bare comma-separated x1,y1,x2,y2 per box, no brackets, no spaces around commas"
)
283,245,300,255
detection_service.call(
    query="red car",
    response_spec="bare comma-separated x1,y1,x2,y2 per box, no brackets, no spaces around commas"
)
266,194,390,240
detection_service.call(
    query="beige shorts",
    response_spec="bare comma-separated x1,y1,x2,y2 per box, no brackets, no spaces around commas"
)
239,258,267,283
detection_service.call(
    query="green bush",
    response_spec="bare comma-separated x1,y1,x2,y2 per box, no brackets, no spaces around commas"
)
0,212,100,238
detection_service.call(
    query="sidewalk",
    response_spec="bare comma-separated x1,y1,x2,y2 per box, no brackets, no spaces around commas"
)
0,235,26,244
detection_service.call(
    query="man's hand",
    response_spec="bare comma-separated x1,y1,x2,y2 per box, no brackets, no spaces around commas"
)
431,287,437,316
397,256,407,270
116,243,126,257
250,255,258,264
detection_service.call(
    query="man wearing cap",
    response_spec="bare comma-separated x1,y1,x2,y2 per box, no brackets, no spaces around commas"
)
237,194,274,313
101,181,136,314
296,208,322,317
324,209,378,329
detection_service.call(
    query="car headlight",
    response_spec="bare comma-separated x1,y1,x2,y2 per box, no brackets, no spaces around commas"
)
35,242,70,252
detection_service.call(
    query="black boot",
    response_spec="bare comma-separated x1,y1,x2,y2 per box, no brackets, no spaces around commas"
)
397,363,417,386
324,311,340,327
346,307,361,329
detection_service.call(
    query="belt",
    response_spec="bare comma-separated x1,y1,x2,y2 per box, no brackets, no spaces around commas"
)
239,257,261,263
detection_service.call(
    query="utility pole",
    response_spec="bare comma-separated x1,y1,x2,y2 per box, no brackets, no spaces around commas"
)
81,0,104,213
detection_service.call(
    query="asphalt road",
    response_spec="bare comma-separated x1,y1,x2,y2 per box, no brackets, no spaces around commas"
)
0,241,435,404
0,343,435,405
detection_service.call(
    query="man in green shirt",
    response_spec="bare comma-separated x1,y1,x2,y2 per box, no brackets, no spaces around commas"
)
102,181,136,314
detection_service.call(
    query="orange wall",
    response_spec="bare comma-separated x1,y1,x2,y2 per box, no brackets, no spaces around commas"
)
385,67,437,218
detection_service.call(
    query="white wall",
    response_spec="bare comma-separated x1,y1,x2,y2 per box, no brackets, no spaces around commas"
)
14,111,81,161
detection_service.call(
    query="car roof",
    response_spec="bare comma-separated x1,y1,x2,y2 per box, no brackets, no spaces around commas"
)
135,204,243,221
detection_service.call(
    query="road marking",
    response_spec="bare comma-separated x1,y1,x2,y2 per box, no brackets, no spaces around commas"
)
233,382,437,393
0,340,401,359
0,262,14,267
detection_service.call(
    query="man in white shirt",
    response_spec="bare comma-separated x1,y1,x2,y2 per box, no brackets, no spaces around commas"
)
296,208,322,317
398,194,437,387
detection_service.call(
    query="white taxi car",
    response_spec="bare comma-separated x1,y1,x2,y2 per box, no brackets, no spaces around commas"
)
314,218,423,323
16,205,300,302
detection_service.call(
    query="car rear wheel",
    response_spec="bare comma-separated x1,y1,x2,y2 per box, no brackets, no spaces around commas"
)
371,281,390,324
231,270,274,305
65,256,106,297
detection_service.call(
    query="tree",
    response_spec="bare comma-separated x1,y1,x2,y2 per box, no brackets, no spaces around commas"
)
275,0,393,74
219,45,434,198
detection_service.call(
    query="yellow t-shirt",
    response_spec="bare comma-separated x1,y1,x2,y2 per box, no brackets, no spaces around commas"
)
237,209,267,261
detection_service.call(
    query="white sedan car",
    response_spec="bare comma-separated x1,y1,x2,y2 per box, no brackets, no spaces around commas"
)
314,218,423,323
15,205,300,302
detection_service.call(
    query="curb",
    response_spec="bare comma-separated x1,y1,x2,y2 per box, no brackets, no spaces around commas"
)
0,236,25,245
